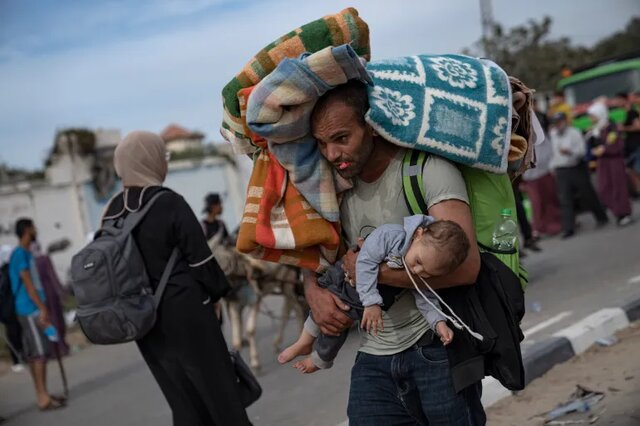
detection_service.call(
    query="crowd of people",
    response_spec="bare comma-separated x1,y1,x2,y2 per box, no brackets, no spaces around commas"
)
518,92,638,246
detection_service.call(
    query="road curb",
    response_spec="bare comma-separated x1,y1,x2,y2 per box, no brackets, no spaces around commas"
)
622,297,640,322
486,294,640,408
522,337,574,386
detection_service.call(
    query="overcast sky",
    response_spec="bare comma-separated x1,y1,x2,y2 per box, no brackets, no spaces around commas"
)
1,0,638,169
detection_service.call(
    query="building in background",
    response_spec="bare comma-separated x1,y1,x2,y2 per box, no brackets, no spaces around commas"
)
0,127,250,285
161,124,205,154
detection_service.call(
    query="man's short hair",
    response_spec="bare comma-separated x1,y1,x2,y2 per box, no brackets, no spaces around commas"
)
312,80,369,126
15,218,34,238
421,220,470,275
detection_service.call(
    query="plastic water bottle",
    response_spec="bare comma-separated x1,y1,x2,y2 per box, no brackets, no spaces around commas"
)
32,310,59,342
491,208,518,251
43,325,59,342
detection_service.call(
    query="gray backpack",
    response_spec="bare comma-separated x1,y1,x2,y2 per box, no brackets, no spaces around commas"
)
71,191,178,344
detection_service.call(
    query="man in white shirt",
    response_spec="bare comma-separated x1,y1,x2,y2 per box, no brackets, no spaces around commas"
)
549,112,608,238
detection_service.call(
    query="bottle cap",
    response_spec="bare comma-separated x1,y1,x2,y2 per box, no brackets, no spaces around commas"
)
501,208,512,216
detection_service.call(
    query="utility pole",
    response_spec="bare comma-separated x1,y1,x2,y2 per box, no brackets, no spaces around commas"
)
479,0,494,56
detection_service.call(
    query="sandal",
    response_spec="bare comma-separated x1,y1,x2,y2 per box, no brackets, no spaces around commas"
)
38,398,65,411
50,394,67,404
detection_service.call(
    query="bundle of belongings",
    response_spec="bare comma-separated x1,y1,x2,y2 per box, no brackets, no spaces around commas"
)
220,6,541,393
220,7,539,274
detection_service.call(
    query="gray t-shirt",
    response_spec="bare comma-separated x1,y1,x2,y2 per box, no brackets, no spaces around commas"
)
341,148,469,355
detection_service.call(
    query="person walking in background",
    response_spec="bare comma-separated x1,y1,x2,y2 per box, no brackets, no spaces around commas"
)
0,244,24,373
200,192,231,322
587,101,633,226
615,92,640,197
522,125,562,237
8,219,65,411
549,112,609,238
548,91,573,123
103,131,251,425
201,192,231,245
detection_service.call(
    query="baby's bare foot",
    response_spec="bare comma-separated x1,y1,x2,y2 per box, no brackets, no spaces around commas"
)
278,341,313,364
293,357,320,374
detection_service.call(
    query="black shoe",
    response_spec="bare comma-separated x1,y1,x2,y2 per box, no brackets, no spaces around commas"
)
561,231,575,239
524,239,541,252
596,219,609,228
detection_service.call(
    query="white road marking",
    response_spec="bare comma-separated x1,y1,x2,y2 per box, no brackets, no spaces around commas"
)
628,274,640,285
523,311,573,338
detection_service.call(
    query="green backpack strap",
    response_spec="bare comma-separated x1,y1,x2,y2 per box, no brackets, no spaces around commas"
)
401,150,528,289
402,149,429,215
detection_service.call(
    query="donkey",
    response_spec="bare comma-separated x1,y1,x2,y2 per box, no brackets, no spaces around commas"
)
207,231,306,371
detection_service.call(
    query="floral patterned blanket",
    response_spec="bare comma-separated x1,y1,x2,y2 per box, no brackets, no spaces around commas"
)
365,54,512,173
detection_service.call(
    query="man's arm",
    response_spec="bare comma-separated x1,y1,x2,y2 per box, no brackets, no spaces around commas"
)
342,200,480,290
384,199,479,288
19,269,49,325
303,270,353,336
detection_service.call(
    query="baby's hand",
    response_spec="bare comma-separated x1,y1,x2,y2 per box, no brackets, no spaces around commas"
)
435,321,454,346
362,305,384,336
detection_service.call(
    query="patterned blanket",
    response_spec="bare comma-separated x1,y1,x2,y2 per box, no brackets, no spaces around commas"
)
247,44,369,222
236,147,341,273
221,10,371,272
365,54,512,173
220,7,370,155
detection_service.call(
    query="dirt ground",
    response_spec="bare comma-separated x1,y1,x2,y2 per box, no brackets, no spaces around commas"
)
487,322,640,425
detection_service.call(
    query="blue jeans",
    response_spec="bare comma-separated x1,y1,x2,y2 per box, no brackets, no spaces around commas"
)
347,341,485,425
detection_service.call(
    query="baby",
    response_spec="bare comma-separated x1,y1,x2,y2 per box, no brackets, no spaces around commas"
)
278,215,470,373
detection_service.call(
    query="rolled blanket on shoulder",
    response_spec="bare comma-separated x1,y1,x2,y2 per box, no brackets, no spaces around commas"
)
247,44,370,222
220,7,370,154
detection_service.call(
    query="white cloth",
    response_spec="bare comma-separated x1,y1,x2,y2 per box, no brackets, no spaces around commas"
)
523,137,553,181
549,126,587,169
587,101,609,138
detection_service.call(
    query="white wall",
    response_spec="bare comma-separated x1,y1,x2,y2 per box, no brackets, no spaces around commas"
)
0,183,87,284
46,155,93,186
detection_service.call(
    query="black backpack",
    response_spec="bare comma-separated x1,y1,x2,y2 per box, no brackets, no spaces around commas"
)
71,191,178,344
401,154,526,391
0,263,16,323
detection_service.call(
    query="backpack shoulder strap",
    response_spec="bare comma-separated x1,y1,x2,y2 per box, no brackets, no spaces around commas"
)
401,149,430,215
119,189,172,236
153,247,179,307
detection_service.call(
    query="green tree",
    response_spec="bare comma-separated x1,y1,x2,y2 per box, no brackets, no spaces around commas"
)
464,16,639,93
589,17,640,61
